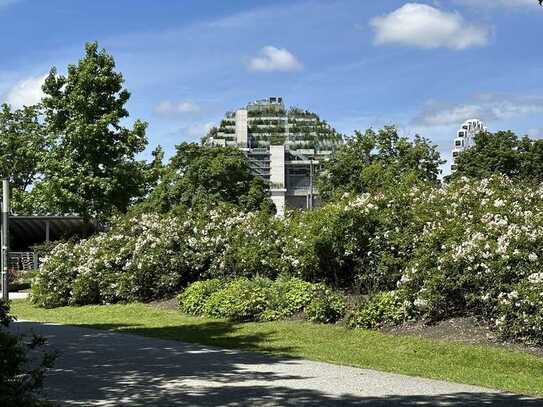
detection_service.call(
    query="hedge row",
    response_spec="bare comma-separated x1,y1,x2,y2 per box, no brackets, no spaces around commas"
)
32,176,543,344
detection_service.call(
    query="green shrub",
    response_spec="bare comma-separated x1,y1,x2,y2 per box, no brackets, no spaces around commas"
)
31,240,80,308
0,300,56,406
261,276,315,321
204,278,272,321
177,279,223,315
32,213,194,307
179,277,345,324
347,291,409,329
305,284,346,324
495,278,543,345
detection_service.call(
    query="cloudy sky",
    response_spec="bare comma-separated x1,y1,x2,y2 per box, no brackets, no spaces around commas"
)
1,0,542,170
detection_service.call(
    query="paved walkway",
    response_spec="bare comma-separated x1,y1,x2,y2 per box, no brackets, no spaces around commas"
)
10,291,29,300
13,321,541,406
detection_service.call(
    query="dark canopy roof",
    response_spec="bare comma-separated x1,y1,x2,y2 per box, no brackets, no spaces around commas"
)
8,216,96,251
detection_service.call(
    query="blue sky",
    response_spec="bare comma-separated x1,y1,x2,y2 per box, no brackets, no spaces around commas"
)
1,0,542,171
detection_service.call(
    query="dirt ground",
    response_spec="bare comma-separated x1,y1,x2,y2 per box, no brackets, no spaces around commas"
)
381,316,543,357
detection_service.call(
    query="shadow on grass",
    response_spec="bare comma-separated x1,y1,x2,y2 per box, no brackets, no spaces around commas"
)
67,319,296,356
12,321,543,406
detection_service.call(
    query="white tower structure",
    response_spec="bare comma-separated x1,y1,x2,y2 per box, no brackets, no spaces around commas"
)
451,119,487,171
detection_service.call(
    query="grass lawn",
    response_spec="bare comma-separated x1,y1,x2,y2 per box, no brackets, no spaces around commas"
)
11,299,543,397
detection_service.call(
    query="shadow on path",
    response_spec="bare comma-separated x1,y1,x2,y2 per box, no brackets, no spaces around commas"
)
13,321,541,407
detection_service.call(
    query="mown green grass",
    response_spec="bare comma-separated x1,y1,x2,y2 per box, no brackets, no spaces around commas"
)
11,300,543,396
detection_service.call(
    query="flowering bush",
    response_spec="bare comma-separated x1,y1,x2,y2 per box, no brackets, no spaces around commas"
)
31,205,253,307
31,240,81,308
495,279,543,345
280,194,382,288
33,213,192,306
32,174,543,343
393,177,543,326
212,211,286,279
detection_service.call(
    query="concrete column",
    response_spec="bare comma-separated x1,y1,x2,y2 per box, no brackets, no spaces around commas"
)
33,252,39,269
270,145,286,217
45,220,50,242
235,109,248,147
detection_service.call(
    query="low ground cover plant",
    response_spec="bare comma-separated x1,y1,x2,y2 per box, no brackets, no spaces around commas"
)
178,277,345,323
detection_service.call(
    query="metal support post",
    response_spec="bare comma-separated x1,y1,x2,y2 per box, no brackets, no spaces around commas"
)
1,179,9,301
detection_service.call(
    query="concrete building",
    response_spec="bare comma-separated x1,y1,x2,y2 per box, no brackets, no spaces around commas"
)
451,119,487,172
204,97,344,215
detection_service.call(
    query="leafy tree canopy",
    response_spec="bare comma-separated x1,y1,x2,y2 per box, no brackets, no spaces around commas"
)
28,42,149,220
141,143,274,214
451,130,543,183
0,104,46,193
317,126,444,201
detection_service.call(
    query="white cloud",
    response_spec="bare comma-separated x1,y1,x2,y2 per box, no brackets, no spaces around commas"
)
455,0,538,8
415,94,543,126
248,46,303,72
154,100,200,116
370,3,490,50
3,74,46,108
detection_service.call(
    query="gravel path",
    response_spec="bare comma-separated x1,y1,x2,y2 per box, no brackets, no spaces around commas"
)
13,321,541,406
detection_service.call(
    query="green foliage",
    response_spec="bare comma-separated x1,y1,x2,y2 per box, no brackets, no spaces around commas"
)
495,279,543,345
29,42,148,220
217,211,284,279
204,278,271,322
317,126,443,202
0,300,55,407
32,163,543,344
32,213,192,307
347,291,409,329
451,131,543,184
262,276,315,321
0,104,47,214
178,277,344,324
305,284,346,323
177,279,224,316
0,104,45,191
31,240,80,308
143,143,273,213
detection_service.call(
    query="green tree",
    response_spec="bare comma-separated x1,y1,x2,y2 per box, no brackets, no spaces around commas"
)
452,131,543,183
317,126,443,201
0,104,46,211
451,131,520,180
143,143,273,213
32,42,148,220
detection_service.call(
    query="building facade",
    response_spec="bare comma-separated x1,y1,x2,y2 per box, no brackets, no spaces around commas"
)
451,119,487,172
204,97,344,215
